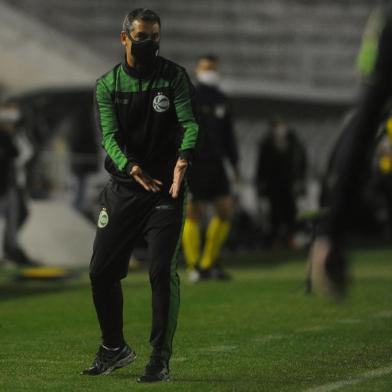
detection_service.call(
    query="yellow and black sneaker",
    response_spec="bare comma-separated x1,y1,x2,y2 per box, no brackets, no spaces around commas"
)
137,358,170,383
81,344,136,376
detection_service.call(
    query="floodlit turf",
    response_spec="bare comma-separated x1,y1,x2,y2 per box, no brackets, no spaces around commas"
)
1,247,392,392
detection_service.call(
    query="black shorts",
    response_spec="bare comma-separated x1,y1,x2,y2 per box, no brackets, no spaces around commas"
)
90,180,185,281
188,162,230,201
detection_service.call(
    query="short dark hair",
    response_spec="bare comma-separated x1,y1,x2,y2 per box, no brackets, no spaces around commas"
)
269,115,285,128
122,8,161,32
198,54,219,63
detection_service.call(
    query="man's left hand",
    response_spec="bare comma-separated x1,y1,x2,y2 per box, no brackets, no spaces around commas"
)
169,159,188,198
309,236,347,300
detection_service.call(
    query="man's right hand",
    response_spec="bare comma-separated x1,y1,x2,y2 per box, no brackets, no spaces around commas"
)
130,165,162,192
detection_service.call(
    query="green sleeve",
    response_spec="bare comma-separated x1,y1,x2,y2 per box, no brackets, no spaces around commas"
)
172,69,199,152
356,8,384,77
95,78,129,171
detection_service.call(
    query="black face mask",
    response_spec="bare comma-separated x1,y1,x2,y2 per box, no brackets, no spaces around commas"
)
130,37,159,68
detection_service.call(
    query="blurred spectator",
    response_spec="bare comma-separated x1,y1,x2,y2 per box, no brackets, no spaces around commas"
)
66,104,100,212
0,102,37,266
20,95,54,199
182,54,240,281
0,105,19,198
255,117,307,248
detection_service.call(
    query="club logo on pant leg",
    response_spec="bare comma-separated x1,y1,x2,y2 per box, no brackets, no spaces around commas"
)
98,208,109,228
153,93,170,113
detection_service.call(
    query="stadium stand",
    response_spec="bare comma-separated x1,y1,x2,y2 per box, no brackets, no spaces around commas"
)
0,0,374,215
0,2,109,93
3,0,372,100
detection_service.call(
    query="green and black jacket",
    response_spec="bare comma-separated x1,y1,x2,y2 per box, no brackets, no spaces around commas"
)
94,56,199,191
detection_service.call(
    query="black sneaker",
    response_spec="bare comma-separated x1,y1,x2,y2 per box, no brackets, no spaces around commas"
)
211,263,231,281
137,359,170,383
81,344,136,376
198,268,213,281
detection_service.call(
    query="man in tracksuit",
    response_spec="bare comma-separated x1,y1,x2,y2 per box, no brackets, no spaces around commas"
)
81,9,198,383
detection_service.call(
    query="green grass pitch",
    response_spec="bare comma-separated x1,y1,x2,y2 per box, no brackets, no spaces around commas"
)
1,247,392,391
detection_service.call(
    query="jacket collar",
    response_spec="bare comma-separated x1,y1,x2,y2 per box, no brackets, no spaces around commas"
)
121,56,160,79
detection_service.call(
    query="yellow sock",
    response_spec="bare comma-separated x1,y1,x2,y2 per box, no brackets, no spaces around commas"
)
182,218,201,269
213,219,230,261
199,216,230,270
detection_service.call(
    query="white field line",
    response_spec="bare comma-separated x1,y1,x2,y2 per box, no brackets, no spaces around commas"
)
204,345,238,353
0,359,75,364
0,356,190,365
171,357,188,362
295,326,329,333
252,326,328,344
335,318,363,325
373,310,392,319
252,334,289,343
304,365,392,392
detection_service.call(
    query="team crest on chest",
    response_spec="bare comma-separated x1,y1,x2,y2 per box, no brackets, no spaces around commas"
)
153,92,170,113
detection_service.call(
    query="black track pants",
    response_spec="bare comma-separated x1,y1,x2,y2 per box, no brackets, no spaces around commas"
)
89,180,185,363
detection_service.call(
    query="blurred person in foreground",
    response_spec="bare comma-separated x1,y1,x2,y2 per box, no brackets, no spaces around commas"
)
181,54,240,282
67,104,100,213
373,115,392,236
82,9,198,382
310,1,392,299
255,117,307,248
0,103,37,266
